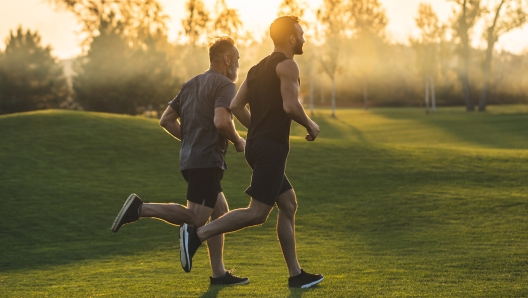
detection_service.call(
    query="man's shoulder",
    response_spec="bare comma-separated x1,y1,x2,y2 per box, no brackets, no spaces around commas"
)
276,58,299,79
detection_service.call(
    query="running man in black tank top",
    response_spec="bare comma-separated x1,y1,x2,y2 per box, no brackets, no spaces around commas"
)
179,16,323,289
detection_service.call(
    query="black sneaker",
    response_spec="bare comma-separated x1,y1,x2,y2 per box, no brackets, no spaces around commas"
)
111,193,143,233
179,223,202,272
288,269,324,288
210,270,249,286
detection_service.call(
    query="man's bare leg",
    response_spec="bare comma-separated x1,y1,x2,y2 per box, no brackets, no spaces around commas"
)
196,198,273,241
276,189,302,277
140,202,196,226
189,193,229,278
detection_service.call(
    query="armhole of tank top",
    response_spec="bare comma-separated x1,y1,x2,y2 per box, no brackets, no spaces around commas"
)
274,55,290,81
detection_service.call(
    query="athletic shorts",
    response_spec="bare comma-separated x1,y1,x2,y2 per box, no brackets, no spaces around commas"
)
244,138,293,206
181,167,223,208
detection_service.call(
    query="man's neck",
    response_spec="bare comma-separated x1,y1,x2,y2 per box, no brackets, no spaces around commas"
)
209,64,226,77
273,46,294,59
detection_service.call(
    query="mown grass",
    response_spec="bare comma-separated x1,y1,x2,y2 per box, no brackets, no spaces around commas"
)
1,106,527,297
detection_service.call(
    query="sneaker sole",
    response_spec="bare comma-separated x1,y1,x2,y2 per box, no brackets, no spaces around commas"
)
300,276,324,289
211,279,250,286
180,224,191,272
111,193,137,233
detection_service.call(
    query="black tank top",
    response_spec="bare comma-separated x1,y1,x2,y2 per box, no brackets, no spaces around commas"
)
246,52,292,144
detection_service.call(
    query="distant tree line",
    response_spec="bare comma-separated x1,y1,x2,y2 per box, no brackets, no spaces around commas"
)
0,0,527,116
0,27,69,114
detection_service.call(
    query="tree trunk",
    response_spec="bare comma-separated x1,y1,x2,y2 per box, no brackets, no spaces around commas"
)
331,76,336,118
362,78,368,110
425,76,430,114
460,73,474,111
479,45,493,112
479,1,503,112
309,72,314,116
320,85,325,104
459,0,475,111
430,76,436,113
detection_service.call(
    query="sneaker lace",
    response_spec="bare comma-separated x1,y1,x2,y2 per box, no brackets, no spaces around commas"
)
226,268,237,276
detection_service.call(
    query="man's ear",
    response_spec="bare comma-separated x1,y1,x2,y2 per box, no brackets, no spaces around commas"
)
289,35,295,44
224,54,231,66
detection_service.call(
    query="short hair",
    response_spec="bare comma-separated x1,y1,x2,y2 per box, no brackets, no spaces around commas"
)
270,16,300,46
208,36,235,63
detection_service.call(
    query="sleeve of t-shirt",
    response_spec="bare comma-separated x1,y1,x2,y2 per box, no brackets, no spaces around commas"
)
168,83,185,115
214,81,236,110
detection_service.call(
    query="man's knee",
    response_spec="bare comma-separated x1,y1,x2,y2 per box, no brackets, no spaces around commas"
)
193,214,210,227
252,210,269,225
277,190,297,215
248,200,273,225
211,194,229,220
187,202,214,227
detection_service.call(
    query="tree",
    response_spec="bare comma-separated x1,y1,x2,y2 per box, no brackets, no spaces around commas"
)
317,0,348,117
121,0,169,48
278,0,306,16
347,0,388,109
73,14,136,114
48,0,177,115
129,33,179,117
48,0,169,50
479,0,527,111
412,3,445,113
450,0,482,111
0,27,69,114
181,0,210,46
212,0,244,40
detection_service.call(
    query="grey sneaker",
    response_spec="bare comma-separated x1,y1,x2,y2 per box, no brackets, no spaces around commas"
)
210,270,249,286
179,223,202,272
111,193,143,233
288,269,324,288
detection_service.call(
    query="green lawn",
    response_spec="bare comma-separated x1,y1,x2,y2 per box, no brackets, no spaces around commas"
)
1,106,527,297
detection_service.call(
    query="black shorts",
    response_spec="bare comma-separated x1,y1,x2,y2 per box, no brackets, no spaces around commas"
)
244,138,293,206
181,167,223,208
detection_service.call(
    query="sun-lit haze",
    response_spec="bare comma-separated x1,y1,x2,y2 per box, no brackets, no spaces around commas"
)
1,0,527,59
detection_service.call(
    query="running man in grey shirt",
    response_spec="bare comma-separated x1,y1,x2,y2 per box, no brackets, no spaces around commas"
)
111,36,248,286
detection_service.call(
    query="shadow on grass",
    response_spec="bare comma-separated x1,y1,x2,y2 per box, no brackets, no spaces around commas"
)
287,285,321,298
290,112,367,142
199,285,224,298
369,108,528,149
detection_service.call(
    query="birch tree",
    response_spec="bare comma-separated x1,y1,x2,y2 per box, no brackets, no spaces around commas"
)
413,3,444,113
317,0,347,117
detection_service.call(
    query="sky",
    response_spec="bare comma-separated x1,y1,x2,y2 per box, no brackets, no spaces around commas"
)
1,0,527,59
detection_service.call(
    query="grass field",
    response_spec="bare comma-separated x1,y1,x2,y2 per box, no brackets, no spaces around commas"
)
1,106,527,297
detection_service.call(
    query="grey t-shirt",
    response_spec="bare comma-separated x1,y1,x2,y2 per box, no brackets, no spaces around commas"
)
169,70,236,171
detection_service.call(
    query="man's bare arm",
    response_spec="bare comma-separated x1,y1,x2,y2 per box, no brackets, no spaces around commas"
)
214,107,246,152
159,105,181,140
277,59,320,141
229,78,251,129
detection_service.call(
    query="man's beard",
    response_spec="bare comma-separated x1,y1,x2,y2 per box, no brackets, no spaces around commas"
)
227,64,238,82
294,36,304,55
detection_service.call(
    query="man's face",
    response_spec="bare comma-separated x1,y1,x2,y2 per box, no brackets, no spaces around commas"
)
226,47,240,82
293,23,305,55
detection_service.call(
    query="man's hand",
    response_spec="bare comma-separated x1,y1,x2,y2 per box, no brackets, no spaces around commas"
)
305,120,320,142
234,137,246,152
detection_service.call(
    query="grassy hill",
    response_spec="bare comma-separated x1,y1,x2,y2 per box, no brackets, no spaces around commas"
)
1,106,527,297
